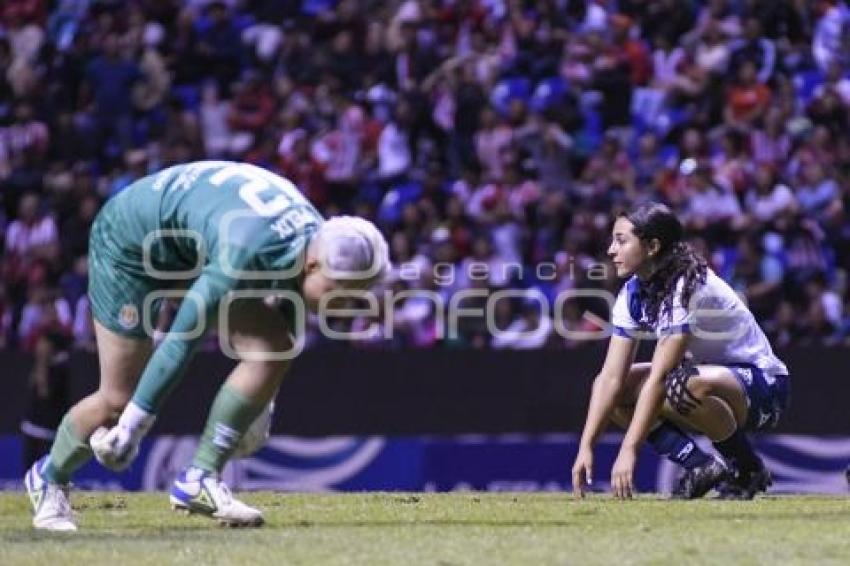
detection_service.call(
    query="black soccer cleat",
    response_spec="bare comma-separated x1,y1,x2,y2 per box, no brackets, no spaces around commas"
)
716,464,773,500
670,458,730,500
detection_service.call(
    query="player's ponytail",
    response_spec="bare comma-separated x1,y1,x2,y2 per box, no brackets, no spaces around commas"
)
619,203,707,326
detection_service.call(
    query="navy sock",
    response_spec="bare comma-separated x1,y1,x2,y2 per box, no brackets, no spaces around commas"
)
713,428,761,474
647,421,712,470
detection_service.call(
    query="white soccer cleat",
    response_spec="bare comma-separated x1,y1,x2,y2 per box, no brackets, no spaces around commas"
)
24,457,77,532
169,467,264,527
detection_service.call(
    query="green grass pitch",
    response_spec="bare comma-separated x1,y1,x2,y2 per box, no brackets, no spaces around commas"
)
1,492,848,565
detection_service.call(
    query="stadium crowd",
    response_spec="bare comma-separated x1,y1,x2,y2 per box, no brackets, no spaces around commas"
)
1,0,850,353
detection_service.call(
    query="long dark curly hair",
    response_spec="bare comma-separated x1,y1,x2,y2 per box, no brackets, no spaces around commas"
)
619,203,708,327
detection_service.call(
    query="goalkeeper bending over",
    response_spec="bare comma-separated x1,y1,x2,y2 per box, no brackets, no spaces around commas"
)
25,161,389,530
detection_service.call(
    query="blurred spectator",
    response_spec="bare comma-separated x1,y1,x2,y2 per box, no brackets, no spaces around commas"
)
108,149,150,198
744,163,797,225
795,162,841,225
456,233,512,290
764,301,802,348
644,0,696,47
59,255,88,309
279,128,328,208
383,278,439,349
4,192,58,272
812,0,850,72
690,0,741,39
729,17,776,84
0,283,12,348
782,217,831,286
724,60,772,128
610,14,651,87
132,22,170,115
195,1,242,89
695,20,731,76
59,194,98,260
20,290,72,470
312,104,373,210
83,33,143,158
728,237,784,321
491,295,553,350
815,62,850,106
377,98,414,182
713,128,753,195
350,297,406,350
515,114,574,194
228,72,276,142
804,272,844,329
19,287,72,345
72,293,95,351
0,101,49,166
798,299,838,345
475,106,513,182
557,297,604,350
199,81,233,157
590,50,633,131
4,0,46,98
680,161,744,232
751,106,792,165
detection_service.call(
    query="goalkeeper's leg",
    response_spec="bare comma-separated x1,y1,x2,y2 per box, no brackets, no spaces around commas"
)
170,298,292,526
26,321,151,530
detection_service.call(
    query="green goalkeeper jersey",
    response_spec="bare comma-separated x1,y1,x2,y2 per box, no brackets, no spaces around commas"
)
89,161,323,412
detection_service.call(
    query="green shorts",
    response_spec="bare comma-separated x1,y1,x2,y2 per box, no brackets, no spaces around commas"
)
88,200,165,340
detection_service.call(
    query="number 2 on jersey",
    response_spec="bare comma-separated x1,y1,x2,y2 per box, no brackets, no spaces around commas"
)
209,164,298,217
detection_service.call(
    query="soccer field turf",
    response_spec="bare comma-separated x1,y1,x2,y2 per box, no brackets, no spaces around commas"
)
1,493,848,565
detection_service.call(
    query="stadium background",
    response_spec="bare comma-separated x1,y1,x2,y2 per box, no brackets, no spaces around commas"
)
1,0,849,494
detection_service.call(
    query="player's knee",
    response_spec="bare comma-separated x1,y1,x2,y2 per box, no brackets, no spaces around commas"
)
684,377,712,401
664,361,703,416
241,358,291,386
259,358,291,377
232,334,294,360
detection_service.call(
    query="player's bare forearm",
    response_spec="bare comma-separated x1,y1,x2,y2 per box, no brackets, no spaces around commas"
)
580,375,621,449
621,378,665,453
622,333,689,451
579,336,639,449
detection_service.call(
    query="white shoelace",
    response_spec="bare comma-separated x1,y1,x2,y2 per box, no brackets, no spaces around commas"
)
214,480,234,506
48,485,73,517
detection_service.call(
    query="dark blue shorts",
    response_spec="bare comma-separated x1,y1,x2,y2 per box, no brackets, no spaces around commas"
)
726,364,791,430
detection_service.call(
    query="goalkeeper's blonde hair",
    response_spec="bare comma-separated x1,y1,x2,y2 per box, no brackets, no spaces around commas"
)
313,216,390,289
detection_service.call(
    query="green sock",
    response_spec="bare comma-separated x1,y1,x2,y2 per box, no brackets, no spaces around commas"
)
42,414,93,484
192,384,266,475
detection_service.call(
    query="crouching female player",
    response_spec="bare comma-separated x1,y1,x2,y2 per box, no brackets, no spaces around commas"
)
572,202,790,500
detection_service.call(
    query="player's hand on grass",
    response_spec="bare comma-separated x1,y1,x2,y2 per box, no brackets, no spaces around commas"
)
572,446,594,498
611,447,637,500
